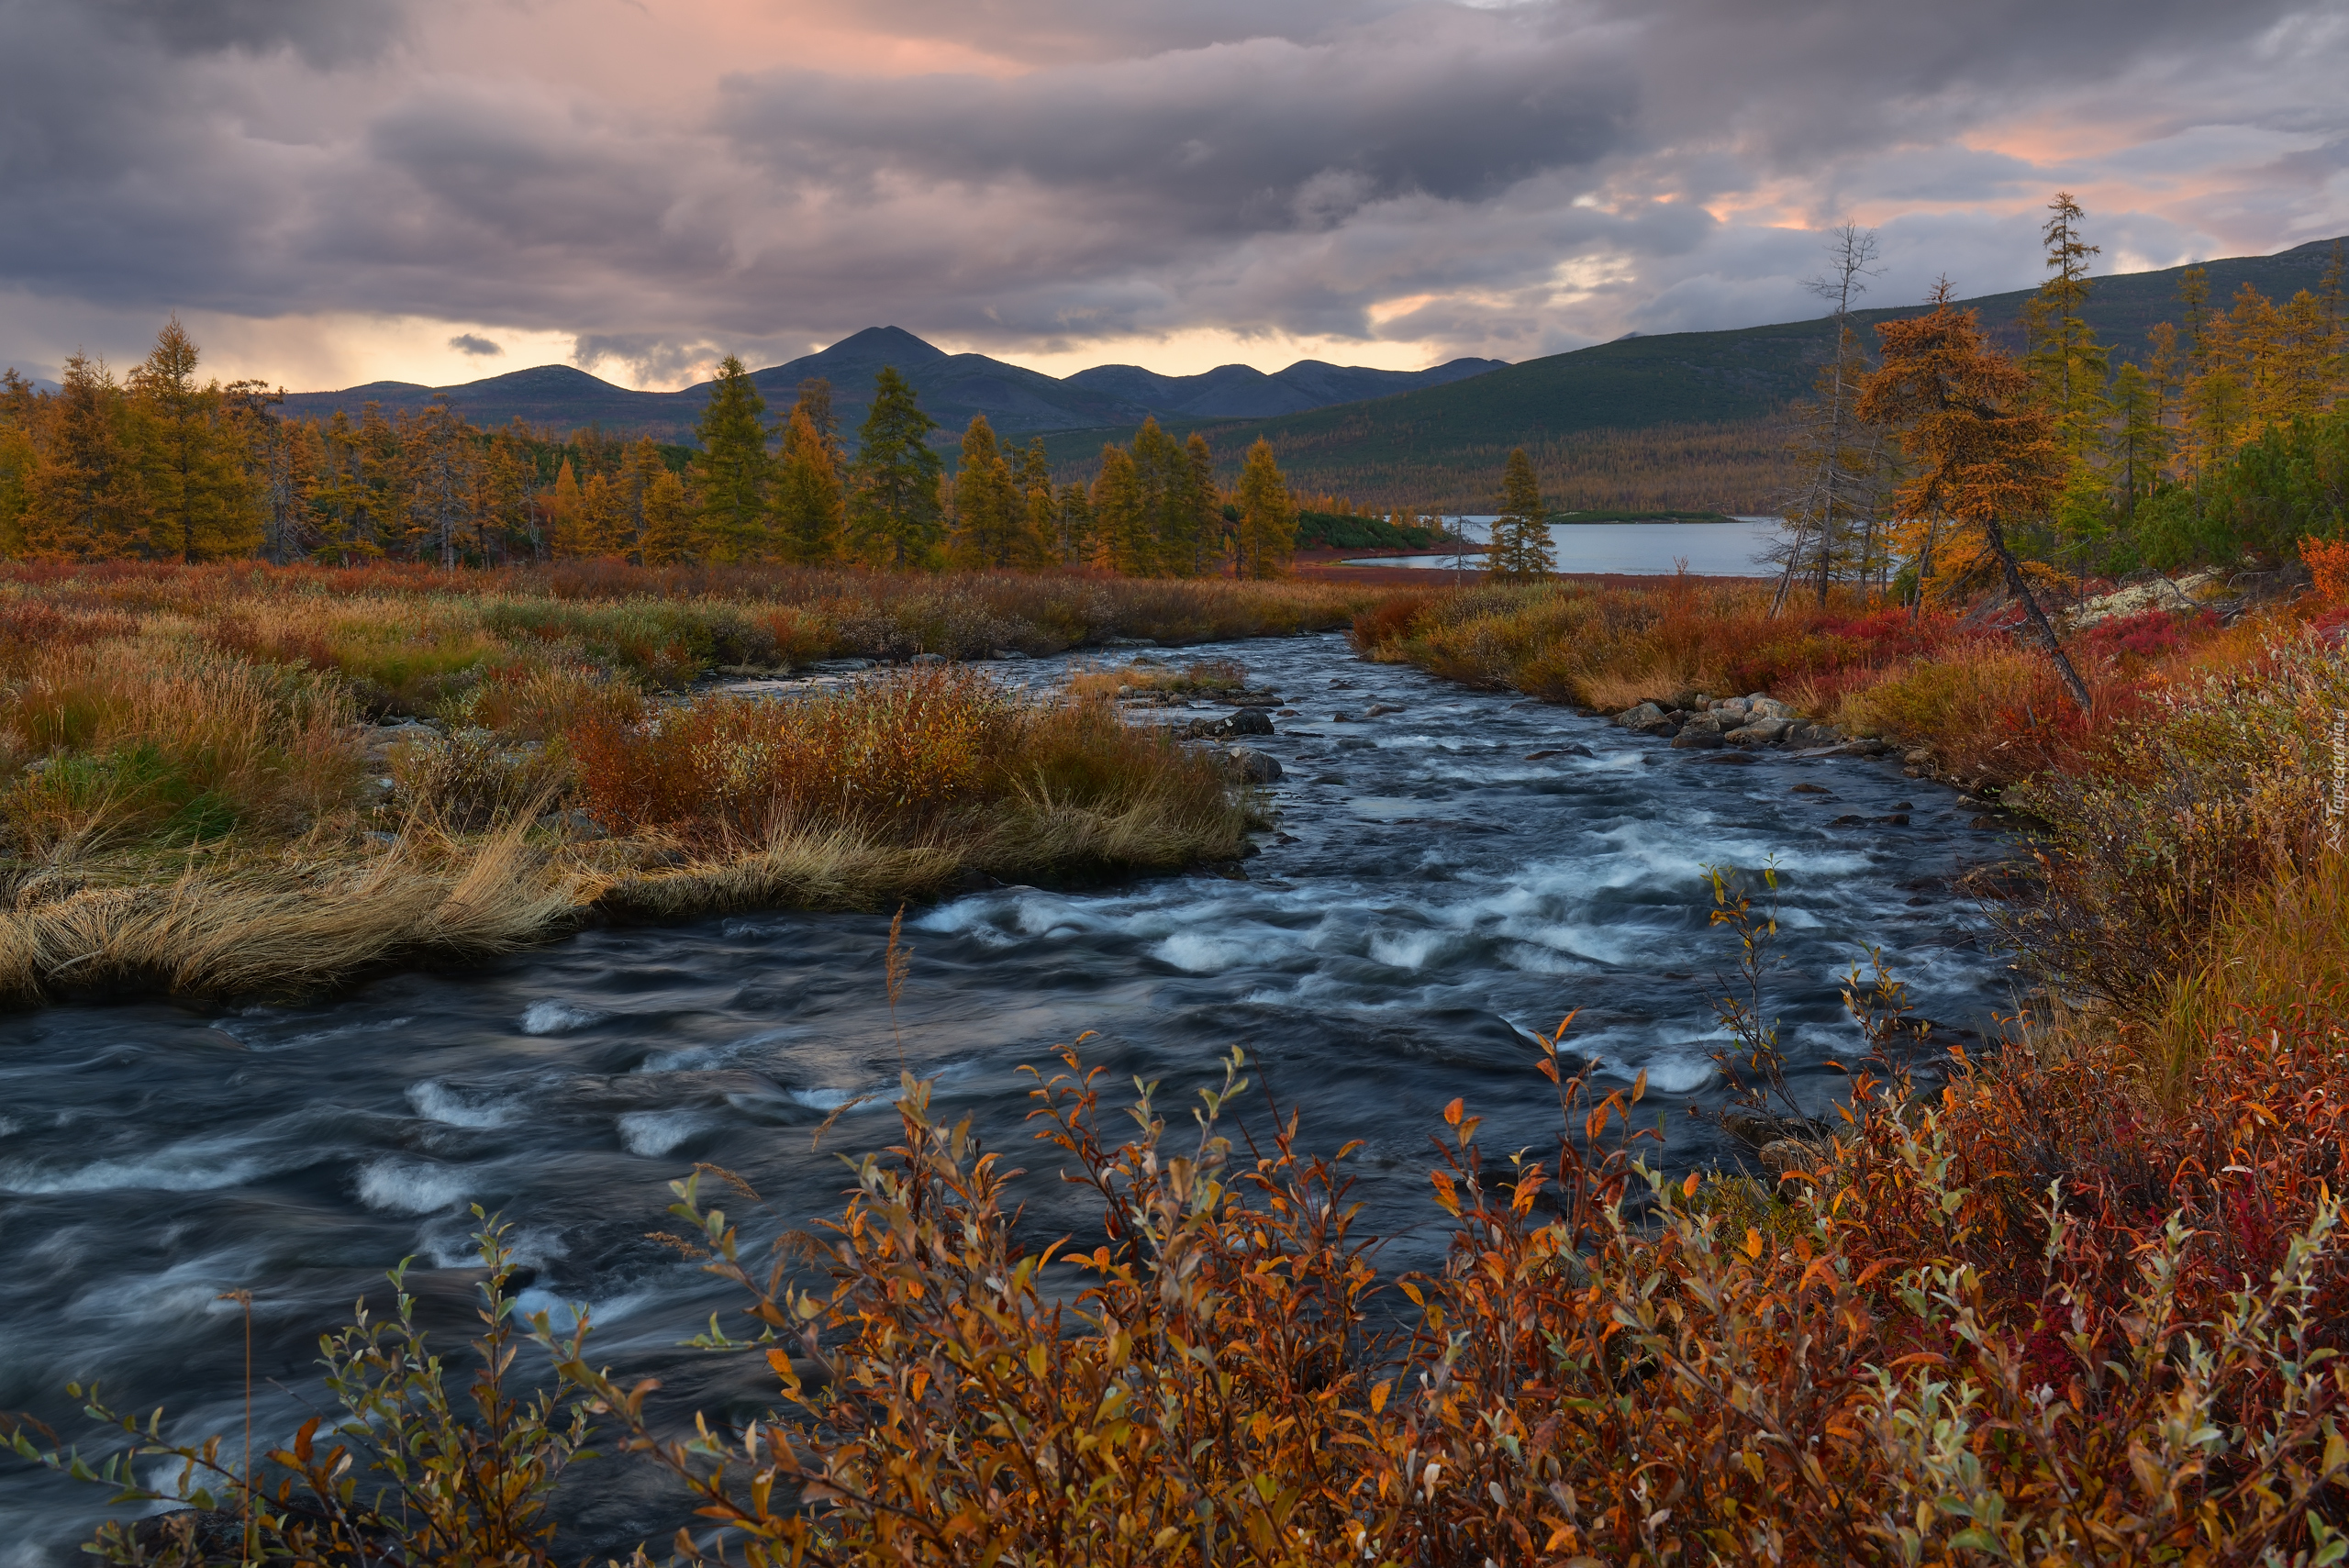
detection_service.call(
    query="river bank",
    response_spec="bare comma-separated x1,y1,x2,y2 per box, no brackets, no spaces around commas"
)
0,628,2022,1560
0,565,1388,1005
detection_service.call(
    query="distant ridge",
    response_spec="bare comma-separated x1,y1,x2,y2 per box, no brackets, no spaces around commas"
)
270,327,1508,446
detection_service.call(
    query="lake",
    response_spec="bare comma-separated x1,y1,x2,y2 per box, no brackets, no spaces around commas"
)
1356,517,1787,576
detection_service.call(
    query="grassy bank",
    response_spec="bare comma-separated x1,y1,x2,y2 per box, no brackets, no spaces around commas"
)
0,562,1357,1002
17,570,2349,1562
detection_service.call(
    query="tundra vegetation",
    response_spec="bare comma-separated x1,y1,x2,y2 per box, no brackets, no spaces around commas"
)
0,562,1376,1002
11,200,2349,1563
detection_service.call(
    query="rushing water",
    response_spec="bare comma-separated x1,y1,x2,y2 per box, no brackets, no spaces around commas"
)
0,633,2015,1561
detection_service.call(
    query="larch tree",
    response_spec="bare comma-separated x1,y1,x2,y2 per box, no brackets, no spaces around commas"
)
947,416,1022,569
1180,432,1218,576
1014,437,1057,569
23,353,150,561
1773,222,1884,611
1231,438,1297,579
639,469,693,565
404,396,479,566
1089,444,1143,573
1054,479,1093,565
691,354,774,562
1487,447,1553,579
773,405,844,565
1130,417,1184,574
1857,285,2092,709
846,366,942,569
130,317,258,562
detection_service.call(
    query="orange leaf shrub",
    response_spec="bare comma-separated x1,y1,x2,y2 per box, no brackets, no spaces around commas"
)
2302,535,2349,602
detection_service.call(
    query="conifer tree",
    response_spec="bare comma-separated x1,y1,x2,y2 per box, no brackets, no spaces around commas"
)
773,406,844,564
1487,448,1553,578
691,354,773,562
795,378,841,460
1013,437,1056,569
2021,194,2111,463
405,396,480,566
1055,480,1092,565
1857,286,2090,708
484,423,536,562
1773,223,1883,610
948,416,1022,569
1182,433,1218,575
640,470,693,565
1231,438,1297,579
130,317,260,561
846,366,942,570
548,458,586,557
23,353,150,561
2109,361,2168,520
1130,417,1183,575
1089,444,1144,573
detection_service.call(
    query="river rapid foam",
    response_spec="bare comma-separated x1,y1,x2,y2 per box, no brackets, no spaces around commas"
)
0,631,2016,1561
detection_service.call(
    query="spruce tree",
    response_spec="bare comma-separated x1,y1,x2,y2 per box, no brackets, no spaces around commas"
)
1488,448,1552,578
846,366,942,570
691,354,773,562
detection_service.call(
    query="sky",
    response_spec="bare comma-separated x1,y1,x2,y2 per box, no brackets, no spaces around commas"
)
2,0,2345,394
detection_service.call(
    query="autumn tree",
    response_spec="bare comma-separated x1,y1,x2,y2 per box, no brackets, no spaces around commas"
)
404,396,479,567
947,415,1023,569
1014,437,1058,570
640,469,693,565
1179,432,1219,576
692,355,773,562
846,366,942,569
773,403,844,565
22,353,150,560
1487,448,1553,578
1857,284,2091,708
1231,438,1297,579
1089,444,1143,573
127,318,262,561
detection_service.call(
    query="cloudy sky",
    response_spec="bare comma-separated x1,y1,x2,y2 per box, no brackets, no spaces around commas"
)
3,0,2344,392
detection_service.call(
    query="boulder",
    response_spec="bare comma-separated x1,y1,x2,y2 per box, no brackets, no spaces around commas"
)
1226,747,1284,784
1612,701,1669,729
1224,707,1275,736
2065,574,2191,630
1747,696,1796,721
1725,717,1792,746
1671,728,1725,750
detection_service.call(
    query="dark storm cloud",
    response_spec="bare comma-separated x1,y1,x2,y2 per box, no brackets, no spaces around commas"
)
93,0,404,66
448,332,502,356
717,10,1635,226
0,0,2341,382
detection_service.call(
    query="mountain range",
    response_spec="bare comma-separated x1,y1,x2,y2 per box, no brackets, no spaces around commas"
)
267,327,1507,443
16,234,2341,513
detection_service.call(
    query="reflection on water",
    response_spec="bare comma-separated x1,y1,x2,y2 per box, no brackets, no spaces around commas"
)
0,631,2011,1562
1353,517,1787,576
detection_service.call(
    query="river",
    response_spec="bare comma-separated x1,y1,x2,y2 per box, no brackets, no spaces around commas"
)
0,631,2015,1561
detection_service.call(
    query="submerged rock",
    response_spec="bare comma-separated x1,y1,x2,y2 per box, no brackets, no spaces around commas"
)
1226,747,1283,784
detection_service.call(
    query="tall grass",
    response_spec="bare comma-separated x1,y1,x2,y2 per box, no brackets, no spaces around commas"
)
0,564,1294,1003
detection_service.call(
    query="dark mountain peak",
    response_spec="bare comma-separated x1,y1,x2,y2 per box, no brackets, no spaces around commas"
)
453,363,621,395
796,325,947,370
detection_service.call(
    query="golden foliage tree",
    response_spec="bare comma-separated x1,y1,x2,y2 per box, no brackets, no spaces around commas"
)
1231,438,1297,579
1859,284,2091,707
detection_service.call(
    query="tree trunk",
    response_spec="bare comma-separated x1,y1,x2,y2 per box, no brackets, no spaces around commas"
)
1981,517,2092,709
